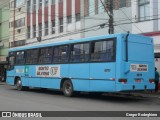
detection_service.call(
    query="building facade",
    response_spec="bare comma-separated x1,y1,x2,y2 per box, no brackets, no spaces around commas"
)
81,0,132,38
82,0,160,56
0,0,10,81
26,0,81,45
9,0,26,47
131,0,160,54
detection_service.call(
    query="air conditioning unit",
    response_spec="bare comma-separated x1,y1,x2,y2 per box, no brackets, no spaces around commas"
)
18,8,21,12
0,42,4,47
17,29,21,33
37,37,41,42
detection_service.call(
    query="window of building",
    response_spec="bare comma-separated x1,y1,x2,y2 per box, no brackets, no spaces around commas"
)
33,25,36,38
39,47,53,64
45,22,48,35
39,0,42,8
119,0,126,8
53,45,69,63
91,39,115,62
16,0,25,7
39,24,42,37
89,0,95,16
45,0,48,7
15,18,25,28
70,43,90,62
14,40,25,47
52,20,55,34
59,0,63,3
9,22,14,28
33,0,36,11
10,1,15,8
67,16,72,24
76,14,80,22
27,27,30,38
26,49,39,64
51,0,55,4
139,0,150,21
15,51,25,65
59,18,63,33
98,0,104,14
27,0,30,11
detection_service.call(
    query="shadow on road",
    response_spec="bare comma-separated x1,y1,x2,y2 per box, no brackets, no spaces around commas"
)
8,86,150,104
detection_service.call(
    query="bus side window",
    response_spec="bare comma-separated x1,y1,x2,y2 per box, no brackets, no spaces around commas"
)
70,43,89,63
15,51,25,65
39,47,53,64
8,52,15,70
53,45,69,63
91,40,114,62
26,49,39,64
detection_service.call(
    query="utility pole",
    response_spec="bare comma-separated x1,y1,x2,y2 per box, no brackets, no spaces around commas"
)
107,0,114,34
100,0,114,34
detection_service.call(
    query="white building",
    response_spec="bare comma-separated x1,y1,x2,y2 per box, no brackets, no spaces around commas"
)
9,0,26,47
26,0,81,44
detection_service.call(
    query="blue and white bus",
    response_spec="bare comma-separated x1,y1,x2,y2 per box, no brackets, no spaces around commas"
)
6,33,155,96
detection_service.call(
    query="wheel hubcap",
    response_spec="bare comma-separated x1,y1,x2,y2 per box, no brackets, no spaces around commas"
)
17,80,22,89
65,82,71,94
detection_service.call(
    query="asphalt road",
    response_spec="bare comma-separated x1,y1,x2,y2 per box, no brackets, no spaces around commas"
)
0,82,159,120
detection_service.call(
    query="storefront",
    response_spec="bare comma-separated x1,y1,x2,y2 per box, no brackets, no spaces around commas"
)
0,56,8,82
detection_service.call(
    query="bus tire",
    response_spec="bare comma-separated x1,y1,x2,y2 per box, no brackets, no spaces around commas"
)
15,78,28,91
62,80,74,97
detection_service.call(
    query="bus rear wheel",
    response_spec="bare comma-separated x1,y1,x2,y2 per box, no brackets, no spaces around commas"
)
62,80,74,97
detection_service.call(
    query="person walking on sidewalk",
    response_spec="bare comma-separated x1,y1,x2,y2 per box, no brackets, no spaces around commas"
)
155,67,159,92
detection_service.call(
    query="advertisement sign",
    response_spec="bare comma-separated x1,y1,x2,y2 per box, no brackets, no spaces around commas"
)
36,66,60,77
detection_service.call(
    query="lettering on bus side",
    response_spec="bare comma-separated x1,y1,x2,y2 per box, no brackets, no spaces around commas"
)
36,66,60,77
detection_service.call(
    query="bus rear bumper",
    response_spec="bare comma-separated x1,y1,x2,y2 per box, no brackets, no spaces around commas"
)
116,84,155,92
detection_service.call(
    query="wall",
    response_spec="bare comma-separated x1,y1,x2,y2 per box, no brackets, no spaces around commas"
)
0,1,9,60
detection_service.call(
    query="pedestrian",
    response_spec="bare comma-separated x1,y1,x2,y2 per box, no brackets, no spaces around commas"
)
155,67,159,92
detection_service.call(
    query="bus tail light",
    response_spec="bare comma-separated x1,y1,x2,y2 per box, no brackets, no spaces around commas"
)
119,79,127,84
149,79,155,83
135,79,141,83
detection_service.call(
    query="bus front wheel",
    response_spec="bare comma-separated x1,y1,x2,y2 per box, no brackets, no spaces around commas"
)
15,78,28,91
62,80,74,97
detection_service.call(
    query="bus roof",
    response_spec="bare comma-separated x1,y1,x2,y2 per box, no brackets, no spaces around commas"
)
9,33,151,52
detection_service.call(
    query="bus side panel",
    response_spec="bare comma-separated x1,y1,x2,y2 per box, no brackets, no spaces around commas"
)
71,79,90,92
40,64,69,89
41,78,60,89
6,70,15,85
90,63,116,92
28,66,41,87
90,80,115,92
69,64,90,91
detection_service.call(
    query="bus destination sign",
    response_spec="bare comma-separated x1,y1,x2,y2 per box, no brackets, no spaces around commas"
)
130,64,148,72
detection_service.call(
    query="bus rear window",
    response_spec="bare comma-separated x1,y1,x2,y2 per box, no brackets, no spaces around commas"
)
91,40,115,62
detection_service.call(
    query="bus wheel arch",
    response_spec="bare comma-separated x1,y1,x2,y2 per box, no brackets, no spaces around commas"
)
60,78,74,97
14,76,21,85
